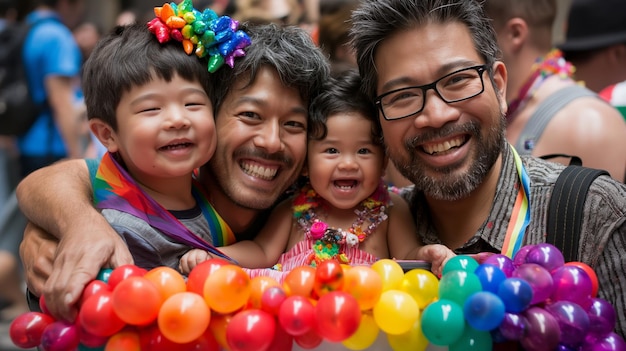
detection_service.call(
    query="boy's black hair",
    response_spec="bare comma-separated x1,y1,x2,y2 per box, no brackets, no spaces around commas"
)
82,23,214,130
308,69,382,145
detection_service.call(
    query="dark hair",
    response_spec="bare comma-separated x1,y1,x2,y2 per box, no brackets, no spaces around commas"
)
350,0,501,100
483,0,556,50
208,23,331,116
81,23,213,130
308,69,382,145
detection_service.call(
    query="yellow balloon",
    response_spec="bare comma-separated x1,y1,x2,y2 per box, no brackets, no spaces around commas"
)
372,289,420,335
342,313,380,350
399,268,439,309
371,259,404,291
387,318,429,351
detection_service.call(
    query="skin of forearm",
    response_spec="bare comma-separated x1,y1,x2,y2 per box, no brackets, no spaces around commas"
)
16,159,94,239
219,241,277,269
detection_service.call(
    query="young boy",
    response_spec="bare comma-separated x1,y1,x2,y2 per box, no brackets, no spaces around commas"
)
85,7,249,272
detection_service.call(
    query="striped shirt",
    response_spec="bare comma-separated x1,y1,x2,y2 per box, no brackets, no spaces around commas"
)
402,145,626,338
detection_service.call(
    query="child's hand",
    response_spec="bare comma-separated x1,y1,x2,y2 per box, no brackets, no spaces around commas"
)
179,249,213,274
417,244,456,277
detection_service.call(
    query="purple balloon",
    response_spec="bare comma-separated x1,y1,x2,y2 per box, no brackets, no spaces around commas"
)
513,244,535,267
521,307,561,351
39,320,80,351
556,345,576,351
581,332,626,351
545,300,590,348
483,254,516,277
551,265,593,308
513,263,554,305
498,312,527,341
586,298,617,339
525,243,565,272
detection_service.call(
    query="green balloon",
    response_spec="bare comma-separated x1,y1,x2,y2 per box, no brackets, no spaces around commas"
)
439,270,483,306
442,255,479,275
421,299,465,346
449,325,493,351
96,268,112,283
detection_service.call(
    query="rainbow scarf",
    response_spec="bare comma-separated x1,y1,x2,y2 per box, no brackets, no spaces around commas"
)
93,152,235,260
500,146,532,258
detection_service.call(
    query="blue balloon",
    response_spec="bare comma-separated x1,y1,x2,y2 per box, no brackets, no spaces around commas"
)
474,264,507,294
463,291,506,331
497,277,533,313
96,268,112,283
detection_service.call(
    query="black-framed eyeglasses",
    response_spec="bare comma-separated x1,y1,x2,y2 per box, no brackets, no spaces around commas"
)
375,65,488,121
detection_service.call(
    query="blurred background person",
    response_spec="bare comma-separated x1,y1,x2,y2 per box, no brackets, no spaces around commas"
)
560,0,626,93
484,0,626,182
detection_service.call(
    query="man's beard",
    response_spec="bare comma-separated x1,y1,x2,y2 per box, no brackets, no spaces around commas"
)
391,116,505,201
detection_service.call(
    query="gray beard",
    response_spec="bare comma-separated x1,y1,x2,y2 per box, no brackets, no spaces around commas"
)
391,118,505,201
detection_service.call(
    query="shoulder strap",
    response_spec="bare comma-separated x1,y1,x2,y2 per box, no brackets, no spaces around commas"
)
514,85,597,154
546,165,609,262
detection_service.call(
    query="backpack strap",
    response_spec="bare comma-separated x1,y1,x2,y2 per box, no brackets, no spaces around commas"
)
546,165,609,262
514,85,597,154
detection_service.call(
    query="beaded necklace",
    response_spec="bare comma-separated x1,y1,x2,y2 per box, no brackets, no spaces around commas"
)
506,49,575,122
292,181,390,266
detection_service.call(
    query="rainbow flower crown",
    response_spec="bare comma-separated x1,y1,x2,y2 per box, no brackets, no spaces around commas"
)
147,0,251,73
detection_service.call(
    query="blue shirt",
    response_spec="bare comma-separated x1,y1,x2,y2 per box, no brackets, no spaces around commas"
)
18,10,82,157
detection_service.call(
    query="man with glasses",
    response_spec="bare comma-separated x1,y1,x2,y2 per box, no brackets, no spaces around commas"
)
351,0,626,341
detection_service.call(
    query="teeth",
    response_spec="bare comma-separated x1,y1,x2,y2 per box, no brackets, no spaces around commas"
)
241,162,278,180
423,137,464,155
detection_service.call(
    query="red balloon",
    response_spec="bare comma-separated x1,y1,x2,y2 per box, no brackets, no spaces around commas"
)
112,276,162,326
260,286,288,316
78,290,126,337
315,291,361,342
139,324,181,351
279,295,316,336
80,280,110,307
226,309,276,351
186,258,231,296
313,259,344,297
9,312,55,348
294,329,323,349
107,264,147,290
267,324,294,351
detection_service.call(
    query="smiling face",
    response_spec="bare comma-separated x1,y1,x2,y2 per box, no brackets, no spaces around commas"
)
95,74,215,184
206,66,308,210
374,21,508,200
306,113,386,210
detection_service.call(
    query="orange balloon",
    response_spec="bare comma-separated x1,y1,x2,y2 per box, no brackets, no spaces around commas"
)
105,329,141,351
283,265,316,298
144,266,187,302
158,292,211,344
248,276,281,309
112,276,162,326
342,265,383,310
203,265,251,314
208,313,233,350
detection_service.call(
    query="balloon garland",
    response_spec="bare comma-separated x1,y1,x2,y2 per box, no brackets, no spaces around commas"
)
9,243,626,350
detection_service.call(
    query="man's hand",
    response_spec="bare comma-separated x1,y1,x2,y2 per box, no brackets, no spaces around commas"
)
33,214,133,322
19,223,56,297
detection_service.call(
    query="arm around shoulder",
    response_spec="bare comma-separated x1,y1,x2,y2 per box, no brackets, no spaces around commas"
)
16,158,93,237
